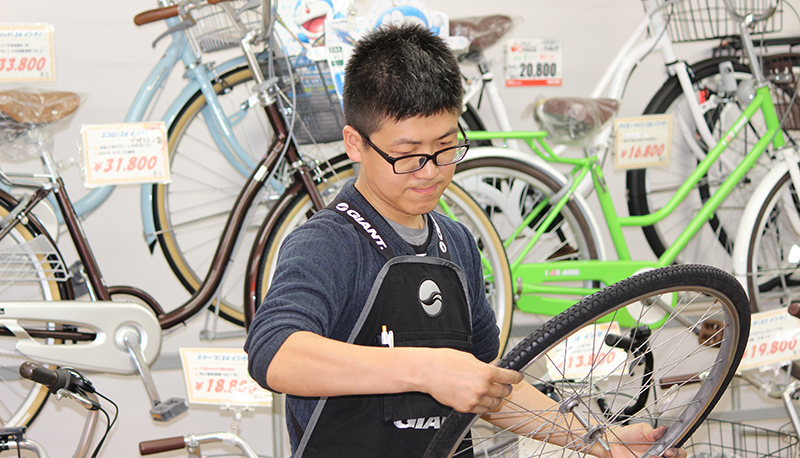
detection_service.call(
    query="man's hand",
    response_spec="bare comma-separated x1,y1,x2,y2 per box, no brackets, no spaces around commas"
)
419,349,523,414
605,423,687,458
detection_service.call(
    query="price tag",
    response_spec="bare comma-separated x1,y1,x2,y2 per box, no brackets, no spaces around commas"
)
614,115,672,169
0,24,55,82
179,348,272,407
738,308,800,371
80,122,170,187
505,38,562,87
546,322,627,379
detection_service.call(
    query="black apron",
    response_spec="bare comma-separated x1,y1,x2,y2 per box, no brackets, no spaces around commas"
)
293,198,475,458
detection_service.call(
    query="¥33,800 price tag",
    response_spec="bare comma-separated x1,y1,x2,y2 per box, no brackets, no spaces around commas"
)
0,24,55,82
614,114,672,169
180,348,272,407
738,308,800,371
546,322,626,379
505,38,563,87
80,122,170,187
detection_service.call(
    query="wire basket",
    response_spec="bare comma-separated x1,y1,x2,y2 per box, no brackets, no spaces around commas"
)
683,418,798,458
185,0,263,54
661,0,783,43
0,235,69,283
762,53,800,130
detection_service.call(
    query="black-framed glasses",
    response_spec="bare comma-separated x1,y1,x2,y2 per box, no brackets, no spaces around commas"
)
358,125,470,174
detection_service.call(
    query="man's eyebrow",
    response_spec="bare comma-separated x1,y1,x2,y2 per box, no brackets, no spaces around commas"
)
389,127,459,147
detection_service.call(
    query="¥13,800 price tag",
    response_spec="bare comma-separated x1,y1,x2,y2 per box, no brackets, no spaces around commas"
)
505,38,562,87
546,322,626,379
180,348,272,407
80,122,170,187
0,24,55,82
614,114,672,169
737,308,800,371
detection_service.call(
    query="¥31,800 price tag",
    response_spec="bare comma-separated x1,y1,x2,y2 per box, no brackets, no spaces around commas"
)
180,348,271,407
80,122,170,187
0,24,55,82
505,38,562,87
614,115,672,169
546,322,626,379
738,308,800,371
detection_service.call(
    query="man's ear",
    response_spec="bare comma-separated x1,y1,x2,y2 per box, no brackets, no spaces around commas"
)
342,125,364,163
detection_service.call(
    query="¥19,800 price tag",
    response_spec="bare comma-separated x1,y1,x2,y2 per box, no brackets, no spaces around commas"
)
505,38,562,87
737,308,800,371
0,24,55,82
180,348,271,407
546,322,626,379
614,115,672,169
80,122,170,187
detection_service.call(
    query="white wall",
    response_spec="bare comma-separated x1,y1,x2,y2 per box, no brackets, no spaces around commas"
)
1,1,797,457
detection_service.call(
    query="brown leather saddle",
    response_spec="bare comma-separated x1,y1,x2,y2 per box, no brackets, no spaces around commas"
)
0,88,80,124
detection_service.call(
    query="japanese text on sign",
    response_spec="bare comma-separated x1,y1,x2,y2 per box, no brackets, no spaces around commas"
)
80,122,170,187
180,348,271,407
614,114,672,169
0,24,55,82
505,38,562,87
546,322,626,379
738,307,800,371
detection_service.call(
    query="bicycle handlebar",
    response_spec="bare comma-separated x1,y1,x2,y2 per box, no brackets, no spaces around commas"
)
139,436,186,455
19,361,96,396
134,0,236,26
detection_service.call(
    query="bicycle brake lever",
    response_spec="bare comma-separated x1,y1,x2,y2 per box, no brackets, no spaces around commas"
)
152,17,196,49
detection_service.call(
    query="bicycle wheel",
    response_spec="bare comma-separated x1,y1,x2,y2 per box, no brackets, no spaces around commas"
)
627,58,769,270
151,62,345,326
424,264,750,458
0,191,71,427
256,179,515,355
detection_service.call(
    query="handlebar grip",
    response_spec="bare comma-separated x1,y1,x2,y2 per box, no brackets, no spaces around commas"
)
19,362,58,388
789,302,800,319
134,6,180,26
208,0,238,4
139,436,187,455
659,373,703,389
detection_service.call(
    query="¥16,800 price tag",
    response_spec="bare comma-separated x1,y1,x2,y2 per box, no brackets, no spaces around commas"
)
505,38,563,87
180,348,271,407
0,24,55,82
546,322,626,379
614,115,672,169
80,122,170,187
737,308,800,371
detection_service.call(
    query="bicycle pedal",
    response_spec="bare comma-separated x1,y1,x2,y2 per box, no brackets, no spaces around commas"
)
150,397,189,422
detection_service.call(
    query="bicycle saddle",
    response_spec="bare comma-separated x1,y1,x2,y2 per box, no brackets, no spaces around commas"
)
0,88,80,124
450,15,514,53
532,97,620,145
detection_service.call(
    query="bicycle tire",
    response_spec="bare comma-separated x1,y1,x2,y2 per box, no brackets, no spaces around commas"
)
626,57,770,270
743,167,800,378
0,190,71,428
424,264,749,458
255,179,515,355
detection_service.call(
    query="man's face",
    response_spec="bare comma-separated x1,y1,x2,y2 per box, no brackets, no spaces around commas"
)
344,111,461,228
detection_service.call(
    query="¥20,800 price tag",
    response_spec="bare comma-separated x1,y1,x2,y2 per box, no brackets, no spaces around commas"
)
505,38,562,87
546,322,626,379
80,122,170,187
738,308,800,371
614,115,672,169
0,24,55,82
180,348,271,407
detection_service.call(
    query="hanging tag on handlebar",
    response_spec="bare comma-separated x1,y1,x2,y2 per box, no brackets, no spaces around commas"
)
179,348,272,408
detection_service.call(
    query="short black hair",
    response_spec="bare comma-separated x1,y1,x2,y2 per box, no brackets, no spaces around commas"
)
342,23,463,136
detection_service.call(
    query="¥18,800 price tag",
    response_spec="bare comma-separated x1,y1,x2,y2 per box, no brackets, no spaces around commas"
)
614,115,672,169
505,38,562,87
180,348,271,407
0,24,55,82
738,308,800,371
80,122,170,187
546,322,626,379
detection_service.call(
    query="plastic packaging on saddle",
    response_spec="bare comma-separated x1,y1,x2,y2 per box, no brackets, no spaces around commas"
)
449,14,522,55
0,87,81,162
529,97,620,147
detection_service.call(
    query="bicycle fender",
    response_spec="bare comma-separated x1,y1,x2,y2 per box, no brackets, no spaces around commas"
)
0,300,162,374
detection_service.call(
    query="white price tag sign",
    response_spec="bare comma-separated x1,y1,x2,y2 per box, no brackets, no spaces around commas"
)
614,115,672,169
546,322,626,379
505,38,562,87
179,348,272,407
0,24,55,82
738,308,800,371
80,122,170,187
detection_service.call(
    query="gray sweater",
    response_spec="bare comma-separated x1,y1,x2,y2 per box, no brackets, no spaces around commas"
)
244,180,500,451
